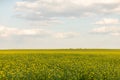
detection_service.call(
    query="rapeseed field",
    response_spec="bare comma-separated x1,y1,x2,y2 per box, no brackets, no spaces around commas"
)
0,49,119,80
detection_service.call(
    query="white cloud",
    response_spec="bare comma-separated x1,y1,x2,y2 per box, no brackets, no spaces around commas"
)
0,25,51,38
95,18,120,25
54,32,79,39
0,26,18,37
28,19,63,26
111,32,120,36
15,0,120,22
0,25,79,38
91,26,120,36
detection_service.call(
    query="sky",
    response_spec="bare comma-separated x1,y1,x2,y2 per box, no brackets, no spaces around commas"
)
0,0,120,49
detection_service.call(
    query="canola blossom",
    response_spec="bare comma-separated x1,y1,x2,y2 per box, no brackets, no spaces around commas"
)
0,49,119,80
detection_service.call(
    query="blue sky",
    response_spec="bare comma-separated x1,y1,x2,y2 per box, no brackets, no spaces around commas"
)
0,0,120,49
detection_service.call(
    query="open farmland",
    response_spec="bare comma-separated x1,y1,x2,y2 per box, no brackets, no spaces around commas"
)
0,49,120,80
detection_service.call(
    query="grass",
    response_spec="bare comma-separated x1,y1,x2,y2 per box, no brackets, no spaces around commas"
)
0,49,120,80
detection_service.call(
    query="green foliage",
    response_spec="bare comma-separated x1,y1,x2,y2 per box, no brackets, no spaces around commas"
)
0,49,119,80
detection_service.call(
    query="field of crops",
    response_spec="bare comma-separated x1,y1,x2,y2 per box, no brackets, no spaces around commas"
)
0,49,120,80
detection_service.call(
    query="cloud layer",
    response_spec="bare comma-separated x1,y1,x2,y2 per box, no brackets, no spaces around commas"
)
14,0,120,37
0,25,79,39
15,0,120,23
91,26,120,36
92,17,120,36
95,18,120,25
